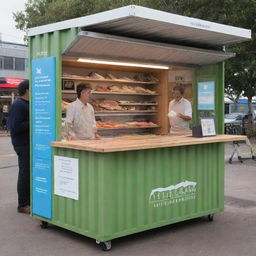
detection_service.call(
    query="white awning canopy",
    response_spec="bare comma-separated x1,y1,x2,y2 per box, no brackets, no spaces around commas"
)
63,31,235,67
28,5,251,48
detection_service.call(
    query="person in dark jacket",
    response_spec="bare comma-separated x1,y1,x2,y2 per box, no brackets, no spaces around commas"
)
8,80,30,214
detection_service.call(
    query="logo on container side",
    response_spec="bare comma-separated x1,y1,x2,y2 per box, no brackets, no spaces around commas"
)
149,180,197,208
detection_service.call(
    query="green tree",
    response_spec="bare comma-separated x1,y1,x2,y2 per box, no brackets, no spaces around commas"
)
224,60,243,112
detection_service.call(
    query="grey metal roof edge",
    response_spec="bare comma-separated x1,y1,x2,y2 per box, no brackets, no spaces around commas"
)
133,5,251,39
27,5,251,42
27,5,133,37
67,31,236,58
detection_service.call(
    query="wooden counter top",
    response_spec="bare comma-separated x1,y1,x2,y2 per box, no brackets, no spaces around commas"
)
51,134,247,153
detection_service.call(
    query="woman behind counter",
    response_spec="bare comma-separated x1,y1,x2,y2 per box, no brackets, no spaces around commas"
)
168,85,192,134
65,83,100,140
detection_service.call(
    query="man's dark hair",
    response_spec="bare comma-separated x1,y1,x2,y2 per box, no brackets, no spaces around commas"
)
173,85,185,95
18,79,29,96
76,83,92,98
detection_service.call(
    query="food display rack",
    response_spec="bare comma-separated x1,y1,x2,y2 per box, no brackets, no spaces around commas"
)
61,64,169,136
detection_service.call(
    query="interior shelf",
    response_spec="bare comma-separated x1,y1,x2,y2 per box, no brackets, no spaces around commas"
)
95,110,157,117
92,91,159,96
95,110,157,113
62,91,159,96
62,76,158,85
118,102,158,106
97,125,160,130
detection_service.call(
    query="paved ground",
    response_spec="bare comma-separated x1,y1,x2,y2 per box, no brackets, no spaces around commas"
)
0,136,255,256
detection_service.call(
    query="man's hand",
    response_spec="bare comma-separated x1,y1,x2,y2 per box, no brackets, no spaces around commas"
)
177,113,183,119
95,134,101,140
177,113,191,121
68,135,79,141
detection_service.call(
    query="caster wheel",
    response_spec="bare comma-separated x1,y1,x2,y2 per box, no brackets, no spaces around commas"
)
208,214,214,221
40,221,49,229
96,240,112,251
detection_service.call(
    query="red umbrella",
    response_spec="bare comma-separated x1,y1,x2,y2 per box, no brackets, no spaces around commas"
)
0,77,24,88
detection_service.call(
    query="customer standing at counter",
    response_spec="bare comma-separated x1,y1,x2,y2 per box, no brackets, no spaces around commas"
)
168,85,192,134
8,80,30,214
65,83,99,140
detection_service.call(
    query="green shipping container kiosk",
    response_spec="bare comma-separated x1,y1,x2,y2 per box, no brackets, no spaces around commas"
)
28,5,251,251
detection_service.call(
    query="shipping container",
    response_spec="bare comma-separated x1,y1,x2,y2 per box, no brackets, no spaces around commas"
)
28,5,250,251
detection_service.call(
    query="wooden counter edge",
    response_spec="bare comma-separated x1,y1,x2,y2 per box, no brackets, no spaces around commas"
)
50,135,247,153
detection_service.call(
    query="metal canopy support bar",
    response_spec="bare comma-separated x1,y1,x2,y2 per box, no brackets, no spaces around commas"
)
63,31,235,66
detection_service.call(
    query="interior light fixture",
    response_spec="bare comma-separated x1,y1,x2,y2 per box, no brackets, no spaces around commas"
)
77,58,169,70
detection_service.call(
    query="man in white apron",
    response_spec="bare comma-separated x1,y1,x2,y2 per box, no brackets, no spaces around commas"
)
168,86,192,134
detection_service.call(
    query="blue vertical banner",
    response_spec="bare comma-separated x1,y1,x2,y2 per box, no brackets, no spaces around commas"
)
32,57,56,219
198,81,215,110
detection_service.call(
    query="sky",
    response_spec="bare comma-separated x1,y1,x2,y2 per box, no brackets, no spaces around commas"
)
0,0,26,44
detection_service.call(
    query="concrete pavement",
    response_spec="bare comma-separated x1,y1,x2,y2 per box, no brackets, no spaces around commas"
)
0,136,255,256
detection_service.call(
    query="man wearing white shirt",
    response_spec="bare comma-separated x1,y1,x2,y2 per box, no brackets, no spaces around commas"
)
168,86,192,134
65,83,99,140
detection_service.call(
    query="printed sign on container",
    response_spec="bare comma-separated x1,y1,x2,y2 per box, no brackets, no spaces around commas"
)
198,81,215,110
32,57,56,219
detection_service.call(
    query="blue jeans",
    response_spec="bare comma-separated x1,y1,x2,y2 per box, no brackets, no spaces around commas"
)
14,145,30,208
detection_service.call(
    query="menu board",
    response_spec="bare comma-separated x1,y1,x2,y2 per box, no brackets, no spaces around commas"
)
32,57,56,219
198,81,215,110
201,117,216,136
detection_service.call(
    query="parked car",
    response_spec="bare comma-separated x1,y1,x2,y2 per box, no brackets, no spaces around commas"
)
224,112,247,135
224,112,247,125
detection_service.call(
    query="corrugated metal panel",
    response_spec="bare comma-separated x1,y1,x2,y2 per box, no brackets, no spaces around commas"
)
27,5,251,47
29,28,78,140
51,143,224,241
63,31,235,66
29,29,78,216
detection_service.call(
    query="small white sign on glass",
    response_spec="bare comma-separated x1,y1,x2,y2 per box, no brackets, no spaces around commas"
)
200,117,216,137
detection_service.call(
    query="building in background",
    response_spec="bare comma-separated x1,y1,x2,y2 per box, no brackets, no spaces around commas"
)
0,40,28,79
225,98,256,114
0,40,28,128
